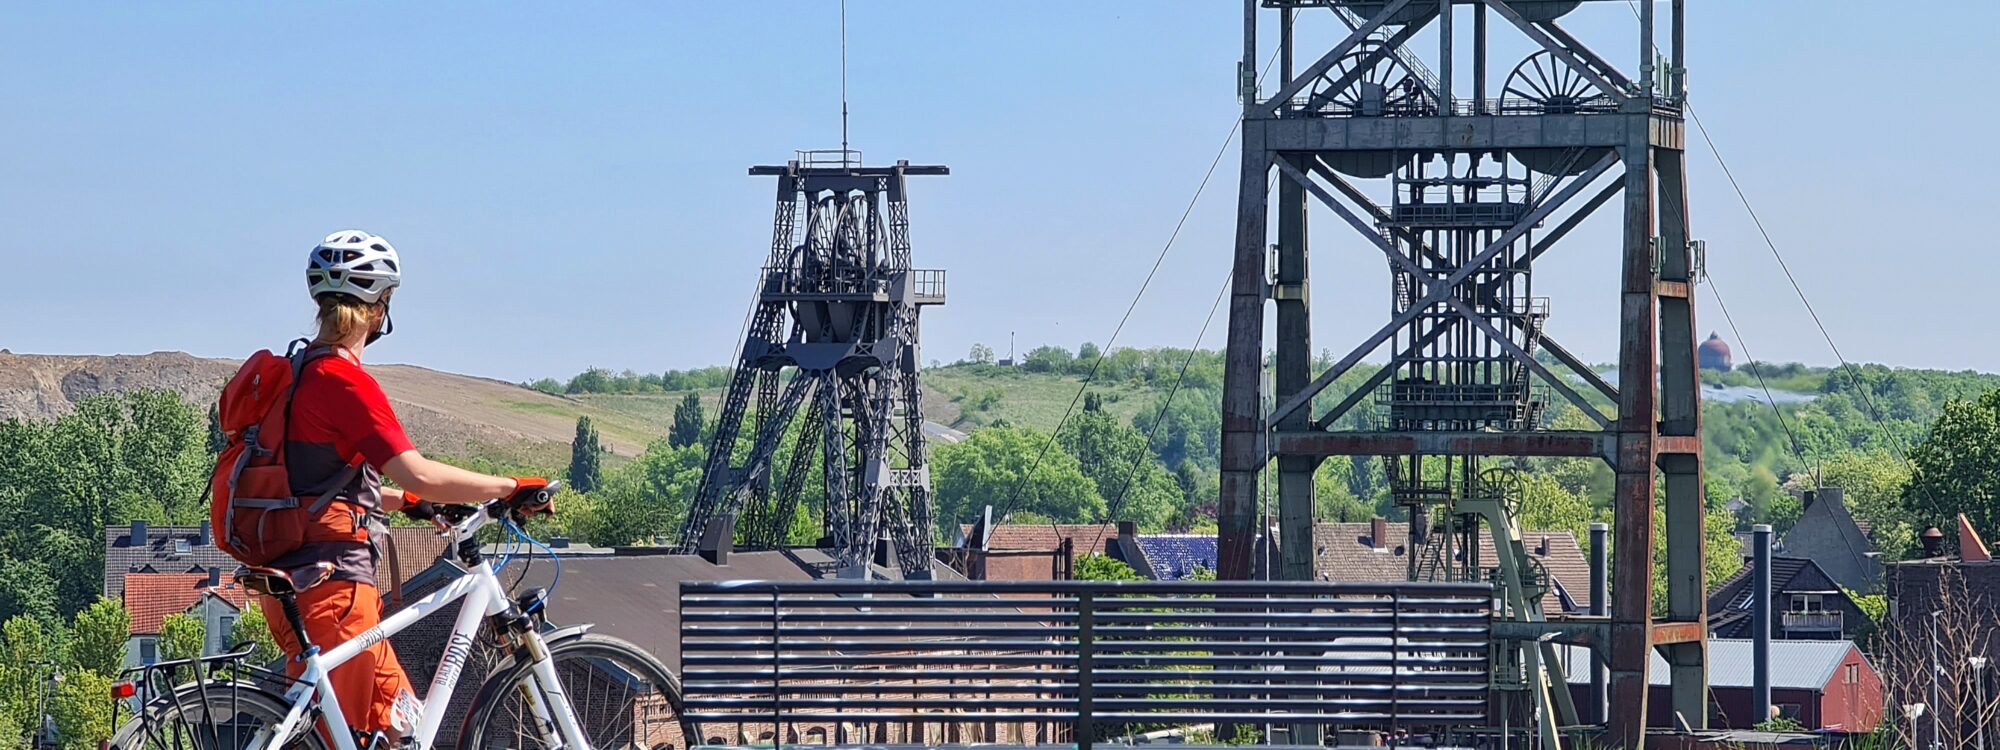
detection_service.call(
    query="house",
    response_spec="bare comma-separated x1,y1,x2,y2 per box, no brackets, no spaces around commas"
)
1561,639,1881,732
950,520,1126,581
1707,556,1868,641
1776,488,1880,593
1311,518,1595,615
121,570,251,668
1884,514,2000,750
105,518,452,601
1097,524,1275,581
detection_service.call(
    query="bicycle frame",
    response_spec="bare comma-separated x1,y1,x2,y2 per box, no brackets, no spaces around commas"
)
258,516,591,750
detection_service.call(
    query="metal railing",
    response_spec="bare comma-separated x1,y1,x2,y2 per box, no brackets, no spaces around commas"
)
679,580,1494,749
1781,611,1845,633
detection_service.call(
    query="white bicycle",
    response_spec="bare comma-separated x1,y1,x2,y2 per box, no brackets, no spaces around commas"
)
110,486,689,750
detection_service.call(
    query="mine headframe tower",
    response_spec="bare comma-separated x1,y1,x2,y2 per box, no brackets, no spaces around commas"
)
679,152,948,580
1216,1,1702,745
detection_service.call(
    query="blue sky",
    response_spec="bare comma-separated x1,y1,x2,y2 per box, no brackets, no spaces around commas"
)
2,3,1994,383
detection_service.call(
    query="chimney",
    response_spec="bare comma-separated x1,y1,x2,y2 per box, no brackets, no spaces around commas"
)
1752,524,1774,726
205,566,221,588
1921,526,1947,557
697,515,734,566
130,520,148,547
196,523,211,547
1802,489,1817,511
1370,517,1388,551
1960,513,1992,563
1820,486,1845,508
1535,536,1550,556
549,536,570,549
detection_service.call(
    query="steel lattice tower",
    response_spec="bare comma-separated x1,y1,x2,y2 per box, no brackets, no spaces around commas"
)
679,153,947,580
1216,1,1703,745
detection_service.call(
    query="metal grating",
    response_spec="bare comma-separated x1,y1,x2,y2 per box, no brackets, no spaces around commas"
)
679,580,1494,748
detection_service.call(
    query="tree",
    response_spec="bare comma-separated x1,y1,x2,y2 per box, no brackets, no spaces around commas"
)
669,392,705,449
159,612,206,662
1060,409,1179,530
1906,391,2000,545
51,670,113,750
229,601,282,668
568,417,604,493
1021,345,1075,374
588,440,701,546
1514,474,1605,539
1074,553,1141,582
968,343,995,365
931,426,1105,526
67,599,127,678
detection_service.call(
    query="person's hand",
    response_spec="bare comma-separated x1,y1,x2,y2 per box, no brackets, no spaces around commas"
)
400,497,440,523
505,477,556,520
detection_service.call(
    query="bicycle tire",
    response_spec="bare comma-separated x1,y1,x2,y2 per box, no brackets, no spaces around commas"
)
455,633,687,750
108,681,327,750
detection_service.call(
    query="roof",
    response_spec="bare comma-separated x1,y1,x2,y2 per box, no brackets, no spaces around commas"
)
104,522,453,600
123,573,251,635
967,524,1117,560
1560,639,1865,690
1134,535,1219,580
103,525,240,599
1310,522,1593,613
403,547,965,665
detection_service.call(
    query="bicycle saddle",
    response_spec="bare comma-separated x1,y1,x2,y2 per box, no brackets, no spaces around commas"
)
235,562,334,597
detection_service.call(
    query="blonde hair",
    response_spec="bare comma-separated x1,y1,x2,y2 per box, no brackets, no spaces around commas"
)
313,294,385,345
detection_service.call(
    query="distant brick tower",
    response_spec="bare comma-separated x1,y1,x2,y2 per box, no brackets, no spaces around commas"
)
1699,332,1733,372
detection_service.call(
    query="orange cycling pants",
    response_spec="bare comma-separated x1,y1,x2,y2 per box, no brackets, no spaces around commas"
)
264,580,414,734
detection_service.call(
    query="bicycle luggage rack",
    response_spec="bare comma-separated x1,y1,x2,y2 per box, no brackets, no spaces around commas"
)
116,643,302,748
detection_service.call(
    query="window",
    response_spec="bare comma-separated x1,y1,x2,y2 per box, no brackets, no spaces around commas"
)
173,539,192,555
139,638,157,664
1791,593,1825,613
218,616,236,644
1777,703,1802,719
1846,664,1862,684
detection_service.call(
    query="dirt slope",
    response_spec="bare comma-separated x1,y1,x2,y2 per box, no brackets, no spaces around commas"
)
0,351,657,459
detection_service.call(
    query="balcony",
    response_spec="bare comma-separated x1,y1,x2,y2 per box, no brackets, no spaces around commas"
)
1781,610,1845,634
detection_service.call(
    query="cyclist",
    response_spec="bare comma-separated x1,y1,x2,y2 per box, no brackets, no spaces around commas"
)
274,229,552,740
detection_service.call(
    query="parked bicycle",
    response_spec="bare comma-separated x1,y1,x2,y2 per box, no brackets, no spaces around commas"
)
109,484,689,750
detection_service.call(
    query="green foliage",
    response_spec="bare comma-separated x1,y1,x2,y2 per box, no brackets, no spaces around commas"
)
586,440,699,546
158,612,205,662
669,392,705,449
1905,390,2000,546
559,366,733,395
228,602,282,669
966,343,994,365
568,416,603,493
50,670,113,750
1515,473,1607,540
1753,716,1805,733
1073,554,1141,582
931,426,1105,527
1059,405,1180,531
67,600,126,679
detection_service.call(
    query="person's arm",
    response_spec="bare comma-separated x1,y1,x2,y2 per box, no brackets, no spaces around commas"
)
381,450,518,505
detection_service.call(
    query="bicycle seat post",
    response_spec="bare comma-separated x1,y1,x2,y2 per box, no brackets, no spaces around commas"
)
277,592,314,651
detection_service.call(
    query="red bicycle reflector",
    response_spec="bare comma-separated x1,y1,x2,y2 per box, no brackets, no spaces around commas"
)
111,682,136,700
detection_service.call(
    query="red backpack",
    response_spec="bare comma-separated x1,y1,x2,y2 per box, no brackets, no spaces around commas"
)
209,343,363,566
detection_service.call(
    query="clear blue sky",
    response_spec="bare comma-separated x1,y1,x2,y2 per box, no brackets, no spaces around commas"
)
2,3,1994,383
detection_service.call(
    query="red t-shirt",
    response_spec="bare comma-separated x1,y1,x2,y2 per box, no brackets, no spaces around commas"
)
277,347,415,586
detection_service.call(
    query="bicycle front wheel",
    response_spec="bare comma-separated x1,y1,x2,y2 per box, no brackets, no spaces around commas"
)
456,633,686,750
108,682,328,750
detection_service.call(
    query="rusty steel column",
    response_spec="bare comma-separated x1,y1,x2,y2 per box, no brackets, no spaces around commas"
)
1608,134,1660,746
1218,0,1268,581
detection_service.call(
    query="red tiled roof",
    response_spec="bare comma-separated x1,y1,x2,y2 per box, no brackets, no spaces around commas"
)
124,573,251,635
1310,522,1592,614
969,524,1118,560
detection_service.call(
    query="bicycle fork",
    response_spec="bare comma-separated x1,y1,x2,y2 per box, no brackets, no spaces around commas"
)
512,629,594,750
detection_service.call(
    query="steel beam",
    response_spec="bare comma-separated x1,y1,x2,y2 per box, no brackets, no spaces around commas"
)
1607,134,1662,745
1272,431,1616,464
1218,132,1271,582
1258,0,1414,117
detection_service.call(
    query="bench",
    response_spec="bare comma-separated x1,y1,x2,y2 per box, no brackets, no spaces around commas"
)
678,579,1495,749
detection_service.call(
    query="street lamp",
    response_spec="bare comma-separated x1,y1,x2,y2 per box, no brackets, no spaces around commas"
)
1973,656,1991,750
1935,610,1946,750
1907,703,1930,750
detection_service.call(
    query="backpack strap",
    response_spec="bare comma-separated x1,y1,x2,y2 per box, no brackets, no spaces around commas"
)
287,343,366,514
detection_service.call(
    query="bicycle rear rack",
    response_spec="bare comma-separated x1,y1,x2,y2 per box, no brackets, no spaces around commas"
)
116,643,306,749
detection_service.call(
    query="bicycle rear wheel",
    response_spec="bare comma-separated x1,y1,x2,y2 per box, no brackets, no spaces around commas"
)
456,633,686,750
108,682,327,750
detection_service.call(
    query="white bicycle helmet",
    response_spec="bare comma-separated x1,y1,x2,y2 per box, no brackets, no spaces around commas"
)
306,230,401,304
